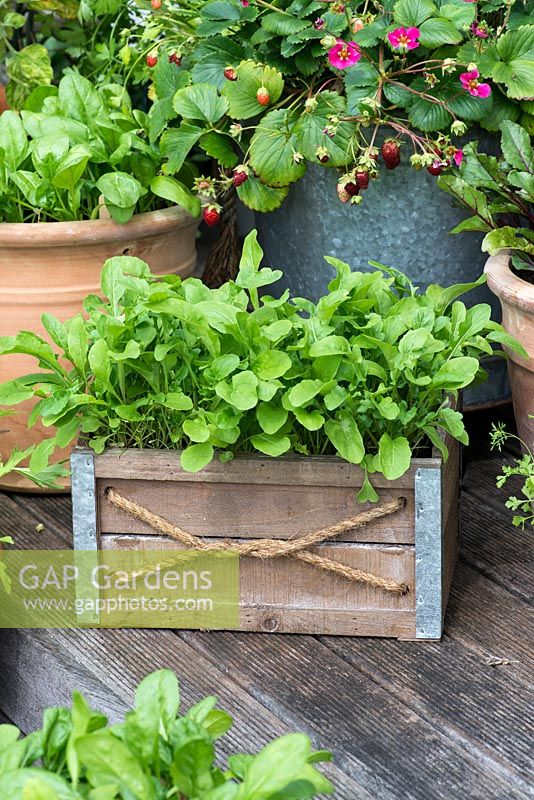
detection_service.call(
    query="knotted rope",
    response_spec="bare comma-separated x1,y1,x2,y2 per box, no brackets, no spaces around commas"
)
105,488,409,595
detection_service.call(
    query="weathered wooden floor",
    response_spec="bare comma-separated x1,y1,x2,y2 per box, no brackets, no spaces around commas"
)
0,407,532,799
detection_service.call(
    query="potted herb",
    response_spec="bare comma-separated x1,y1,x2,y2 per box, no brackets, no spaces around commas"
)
0,669,334,797
437,120,534,447
490,421,534,528
1,0,137,108
0,69,201,488
0,231,522,636
137,0,533,300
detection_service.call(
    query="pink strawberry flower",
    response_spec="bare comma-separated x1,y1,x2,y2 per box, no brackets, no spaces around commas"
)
453,148,464,167
459,67,491,97
387,26,420,51
328,40,361,69
470,22,488,38
241,0,250,5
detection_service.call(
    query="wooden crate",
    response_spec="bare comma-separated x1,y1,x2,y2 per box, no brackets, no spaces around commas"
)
71,438,459,639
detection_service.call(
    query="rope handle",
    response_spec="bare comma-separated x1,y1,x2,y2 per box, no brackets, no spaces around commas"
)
105,488,409,595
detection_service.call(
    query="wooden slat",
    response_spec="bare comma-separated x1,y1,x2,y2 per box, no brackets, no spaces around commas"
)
179,627,528,799
91,447,440,487
0,492,71,550
97,479,416,543
322,572,534,789
460,491,533,602
101,534,415,637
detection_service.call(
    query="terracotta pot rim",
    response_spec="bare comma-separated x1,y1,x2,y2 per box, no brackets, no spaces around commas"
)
484,250,534,313
0,205,199,247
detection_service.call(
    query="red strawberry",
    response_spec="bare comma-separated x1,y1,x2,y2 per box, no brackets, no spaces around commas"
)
146,53,158,68
344,180,359,196
381,140,401,170
151,0,162,8
256,86,270,106
169,53,182,66
233,166,249,187
355,170,369,190
224,67,237,81
203,205,221,227
427,160,444,176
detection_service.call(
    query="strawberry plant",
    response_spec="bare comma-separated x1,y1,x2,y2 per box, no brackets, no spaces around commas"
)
0,71,200,222
0,230,523,496
0,669,334,798
127,0,533,214
437,120,534,273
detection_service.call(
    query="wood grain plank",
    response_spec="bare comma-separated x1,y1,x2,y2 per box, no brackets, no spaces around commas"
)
0,492,71,549
97,480,416,544
460,492,534,603
446,561,534,683
0,709,14,726
179,628,529,800
91,447,440,487
101,534,415,613
320,565,534,788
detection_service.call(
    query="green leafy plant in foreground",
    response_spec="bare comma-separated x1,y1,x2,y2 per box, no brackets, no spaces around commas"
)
0,231,524,497
0,668,333,798
490,421,534,528
438,120,534,272
0,70,200,223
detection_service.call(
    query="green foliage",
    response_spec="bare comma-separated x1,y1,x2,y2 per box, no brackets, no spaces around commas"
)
141,0,533,212
2,0,145,99
0,72,199,223
0,669,333,799
490,422,534,529
0,231,516,493
479,25,534,100
438,121,534,271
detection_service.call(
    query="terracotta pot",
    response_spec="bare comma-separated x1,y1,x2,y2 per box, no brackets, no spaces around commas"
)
485,252,534,449
0,206,199,491
0,85,8,115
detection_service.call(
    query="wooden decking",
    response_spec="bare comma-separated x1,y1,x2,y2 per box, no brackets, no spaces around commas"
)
0,407,533,799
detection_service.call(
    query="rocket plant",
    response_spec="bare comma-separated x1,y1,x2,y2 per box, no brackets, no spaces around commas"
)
0,230,524,496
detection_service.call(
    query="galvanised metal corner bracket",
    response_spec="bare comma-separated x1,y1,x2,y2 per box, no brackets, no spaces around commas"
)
414,467,443,640
71,449,99,625
71,448,98,552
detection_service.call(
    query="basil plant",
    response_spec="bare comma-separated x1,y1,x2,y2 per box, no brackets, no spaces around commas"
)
0,669,334,799
0,70,200,223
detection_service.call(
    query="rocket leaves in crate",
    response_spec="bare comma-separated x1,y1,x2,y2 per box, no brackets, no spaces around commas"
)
0,231,524,493
0,669,333,798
